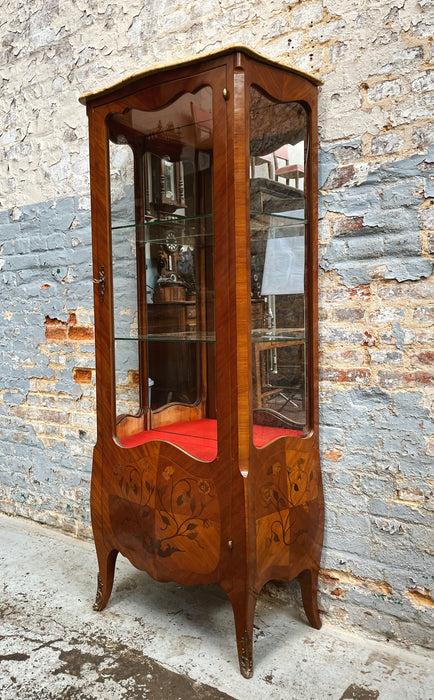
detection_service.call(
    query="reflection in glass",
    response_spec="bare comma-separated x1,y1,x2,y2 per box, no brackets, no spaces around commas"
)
108,87,216,460
250,88,308,446
109,142,140,422
162,160,176,201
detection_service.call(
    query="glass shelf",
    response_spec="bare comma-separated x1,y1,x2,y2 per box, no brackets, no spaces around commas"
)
251,328,307,343
116,330,304,344
251,211,307,224
112,212,305,242
115,331,215,343
111,214,214,246
250,211,306,238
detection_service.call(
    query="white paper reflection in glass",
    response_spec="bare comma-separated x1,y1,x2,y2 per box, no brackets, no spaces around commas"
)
261,233,305,296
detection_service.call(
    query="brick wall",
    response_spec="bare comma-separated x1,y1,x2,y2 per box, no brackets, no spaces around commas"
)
0,0,433,648
0,198,94,535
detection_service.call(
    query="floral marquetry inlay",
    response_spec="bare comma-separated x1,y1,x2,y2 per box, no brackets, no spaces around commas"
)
108,452,221,575
255,448,320,574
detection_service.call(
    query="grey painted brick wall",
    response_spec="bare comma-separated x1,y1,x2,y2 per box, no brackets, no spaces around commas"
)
0,198,95,533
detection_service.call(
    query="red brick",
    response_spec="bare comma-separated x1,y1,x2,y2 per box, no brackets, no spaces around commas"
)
323,285,371,302
362,331,376,347
320,368,371,383
333,216,364,237
44,316,70,343
323,448,343,462
321,349,363,364
349,285,371,298
378,371,434,388
44,316,64,327
324,165,355,189
45,327,67,342
414,351,434,365
320,573,339,585
73,368,93,384
68,326,94,341
331,587,344,597
369,307,405,323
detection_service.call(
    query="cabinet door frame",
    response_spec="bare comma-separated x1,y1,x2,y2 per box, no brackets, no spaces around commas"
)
88,63,232,461
241,58,319,452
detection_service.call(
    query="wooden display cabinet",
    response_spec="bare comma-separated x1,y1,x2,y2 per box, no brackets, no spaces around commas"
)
80,45,323,678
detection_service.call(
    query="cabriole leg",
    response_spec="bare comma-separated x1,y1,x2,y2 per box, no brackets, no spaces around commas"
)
298,567,321,629
228,587,258,678
93,545,118,612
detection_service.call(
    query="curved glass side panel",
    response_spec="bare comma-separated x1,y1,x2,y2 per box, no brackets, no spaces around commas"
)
109,142,140,421
250,87,308,447
108,86,217,461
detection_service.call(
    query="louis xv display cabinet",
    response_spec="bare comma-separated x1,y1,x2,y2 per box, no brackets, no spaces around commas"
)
80,45,323,678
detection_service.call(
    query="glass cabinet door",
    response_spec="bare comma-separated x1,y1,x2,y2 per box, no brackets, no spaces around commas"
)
249,87,309,446
108,86,217,461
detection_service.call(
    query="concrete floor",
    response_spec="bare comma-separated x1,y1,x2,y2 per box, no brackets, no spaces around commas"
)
0,513,433,700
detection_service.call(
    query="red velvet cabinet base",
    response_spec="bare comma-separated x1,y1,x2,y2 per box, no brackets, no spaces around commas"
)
80,45,324,678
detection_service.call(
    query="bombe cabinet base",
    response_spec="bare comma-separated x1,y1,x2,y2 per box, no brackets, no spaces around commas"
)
81,46,323,678
90,431,323,677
